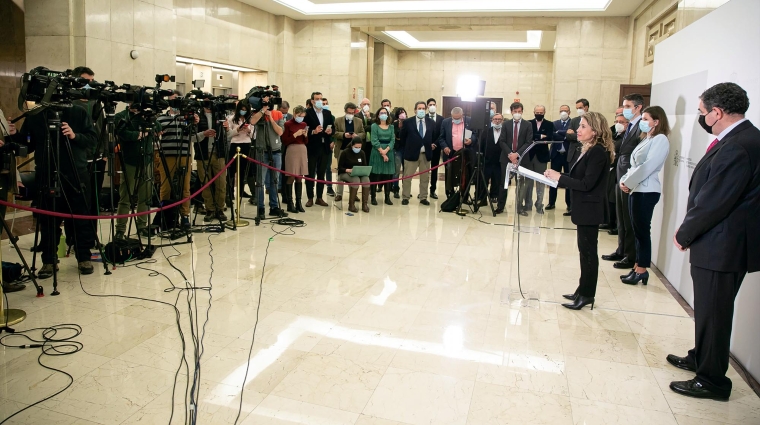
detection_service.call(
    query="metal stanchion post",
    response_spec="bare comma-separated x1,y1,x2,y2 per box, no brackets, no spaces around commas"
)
0,237,26,329
226,147,249,228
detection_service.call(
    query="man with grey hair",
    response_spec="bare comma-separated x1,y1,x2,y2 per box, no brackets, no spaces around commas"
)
438,106,478,199
528,104,554,214
399,101,436,205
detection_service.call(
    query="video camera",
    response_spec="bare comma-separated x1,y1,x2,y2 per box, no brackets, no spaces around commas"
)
182,90,238,114
18,67,92,110
244,85,281,112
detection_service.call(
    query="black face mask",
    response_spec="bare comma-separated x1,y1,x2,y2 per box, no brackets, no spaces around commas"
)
698,111,715,134
534,114,544,121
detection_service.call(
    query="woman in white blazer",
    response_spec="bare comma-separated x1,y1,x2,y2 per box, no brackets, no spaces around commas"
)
619,106,671,285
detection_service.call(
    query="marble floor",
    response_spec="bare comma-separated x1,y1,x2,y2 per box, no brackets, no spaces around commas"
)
1,184,759,425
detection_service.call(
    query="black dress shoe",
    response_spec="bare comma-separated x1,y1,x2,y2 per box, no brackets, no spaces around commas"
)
670,379,729,401
562,293,578,301
666,354,696,372
620,270,636,280
545,205,556,210
602,252,624,261
562,295,595,310
607,229,619,236
420,199,430,206
402,199,409,205
562,211,572,216
2,283,26,293
430,192,438,199
518,210,528,217
613,258,635,269
622,271,649,285
599,223,613,230
494,208,504,214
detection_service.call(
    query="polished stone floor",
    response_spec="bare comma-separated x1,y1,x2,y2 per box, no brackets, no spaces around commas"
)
1,185,759,425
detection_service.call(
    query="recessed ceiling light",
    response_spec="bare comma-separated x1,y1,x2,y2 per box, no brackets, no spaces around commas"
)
274,0,611,15
176,56,259,72
384,30,543,50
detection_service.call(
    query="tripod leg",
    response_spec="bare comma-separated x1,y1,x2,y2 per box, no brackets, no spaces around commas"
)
2,220,43,296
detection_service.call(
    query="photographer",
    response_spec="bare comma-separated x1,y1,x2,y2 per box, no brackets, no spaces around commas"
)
194,101,229,222
11,103,98,277
156,90,196,229
249,94,287,219
113,103,161,239
226,101,254,205
71,67,107,214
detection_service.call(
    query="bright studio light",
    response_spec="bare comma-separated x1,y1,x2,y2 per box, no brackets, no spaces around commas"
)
457,76,480,102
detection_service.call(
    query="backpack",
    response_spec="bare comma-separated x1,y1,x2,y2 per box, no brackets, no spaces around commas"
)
439,192,461,213
2,261,23,283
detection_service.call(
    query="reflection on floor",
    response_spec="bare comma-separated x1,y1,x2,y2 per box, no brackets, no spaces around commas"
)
1,185,759,425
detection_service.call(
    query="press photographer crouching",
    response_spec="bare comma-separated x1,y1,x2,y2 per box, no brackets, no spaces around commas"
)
10,103,98,277
248,91,287,220
114,102,162,239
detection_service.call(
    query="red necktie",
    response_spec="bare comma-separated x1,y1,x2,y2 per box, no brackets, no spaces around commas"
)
706,138,719,153
512,121,518,151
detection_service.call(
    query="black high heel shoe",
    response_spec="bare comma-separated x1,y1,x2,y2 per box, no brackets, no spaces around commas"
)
562,296,595,310
620,270,636,280
562,289,579,301
622,271,649,285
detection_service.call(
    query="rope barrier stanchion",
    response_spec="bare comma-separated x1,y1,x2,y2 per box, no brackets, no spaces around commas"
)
0,157,237,221
226,147,249,228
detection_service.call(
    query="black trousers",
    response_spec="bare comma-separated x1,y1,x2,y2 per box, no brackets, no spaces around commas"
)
306,150,329,200
430,147,441,193
608,201,617,228
481,162,501,200
40,174,95,264
576,224,600,297
686,265,745,397
549,154,571,208
615,186,636,260
629,192,660,267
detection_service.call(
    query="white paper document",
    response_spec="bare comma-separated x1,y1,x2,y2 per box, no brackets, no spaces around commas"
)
517,166,558,188
464,129,473,140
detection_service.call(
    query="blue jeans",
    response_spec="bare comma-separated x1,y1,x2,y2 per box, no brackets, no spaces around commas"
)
258,151,282,209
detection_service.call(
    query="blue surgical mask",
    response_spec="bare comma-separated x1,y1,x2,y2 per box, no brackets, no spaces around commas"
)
323,104,330,111
638,120,651,133
452,119,462,125
623,108,635,120
416,109,425,119
314,100,323,109
295,116,304,123
240,110,247,116
379,114,388,121
352,147,362,154
492,124,502,130
490,110,495,118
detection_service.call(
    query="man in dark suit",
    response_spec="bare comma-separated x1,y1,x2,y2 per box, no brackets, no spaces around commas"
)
496,102,533,215
399,101,437,205
529,105,554,214
669,83,760,401
438,107,479,200
562,98,589,216
548,104,572,211
358,98,374,159
602,94,644,269
601,112,629,234
426,98,445,199
303,91,334,207
479,113,506,205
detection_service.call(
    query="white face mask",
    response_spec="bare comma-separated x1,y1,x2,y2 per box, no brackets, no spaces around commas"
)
560,111,569,120
345,114,354,121
362,105,370,112
512,113,522,121
577,108,585,116
428,105,436,114
614,122,626,133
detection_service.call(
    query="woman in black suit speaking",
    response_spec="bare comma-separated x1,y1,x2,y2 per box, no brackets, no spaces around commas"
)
545,112,614,311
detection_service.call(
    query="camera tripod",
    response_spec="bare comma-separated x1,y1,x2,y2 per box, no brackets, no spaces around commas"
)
453,146,497,217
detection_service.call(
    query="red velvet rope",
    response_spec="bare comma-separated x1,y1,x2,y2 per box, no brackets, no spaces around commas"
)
0,157,236,220
244,155,457,186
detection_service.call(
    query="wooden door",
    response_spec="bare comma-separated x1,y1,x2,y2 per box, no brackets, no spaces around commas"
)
619,84,652,108
441,96,503,118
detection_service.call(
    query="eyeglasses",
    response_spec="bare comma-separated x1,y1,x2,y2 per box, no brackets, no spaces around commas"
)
492,119,504,123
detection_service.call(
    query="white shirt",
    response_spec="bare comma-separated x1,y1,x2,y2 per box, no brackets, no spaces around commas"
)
492,127,501,143
717,118,748,141
315,109,324,126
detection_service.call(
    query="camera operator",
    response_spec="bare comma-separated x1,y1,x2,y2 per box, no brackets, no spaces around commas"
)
113,103,161,239
0,109,26,292
194,100,229,222
10,102,98,277
249,95,287,219
156,90,197,229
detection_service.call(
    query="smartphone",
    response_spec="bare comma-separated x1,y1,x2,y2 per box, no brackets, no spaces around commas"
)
305,126,309,136
326,125,332,130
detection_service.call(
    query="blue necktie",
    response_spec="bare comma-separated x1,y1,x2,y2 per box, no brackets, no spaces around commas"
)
625,122,633,136
418,119,424,137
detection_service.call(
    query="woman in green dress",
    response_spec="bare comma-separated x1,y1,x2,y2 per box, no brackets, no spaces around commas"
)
370,107,396,205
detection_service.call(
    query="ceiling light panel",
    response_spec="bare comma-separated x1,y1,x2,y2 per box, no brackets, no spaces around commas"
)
175,56,260,72
274,0,611,15
384,30,543,50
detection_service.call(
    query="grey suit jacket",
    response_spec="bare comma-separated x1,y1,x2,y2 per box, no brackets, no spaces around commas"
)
566,116,583,165
498,119,534,166
616,122,643,181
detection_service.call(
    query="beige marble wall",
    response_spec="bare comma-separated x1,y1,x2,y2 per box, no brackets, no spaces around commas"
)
552,17,631,122
393,50,553,116
630,0,729,85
